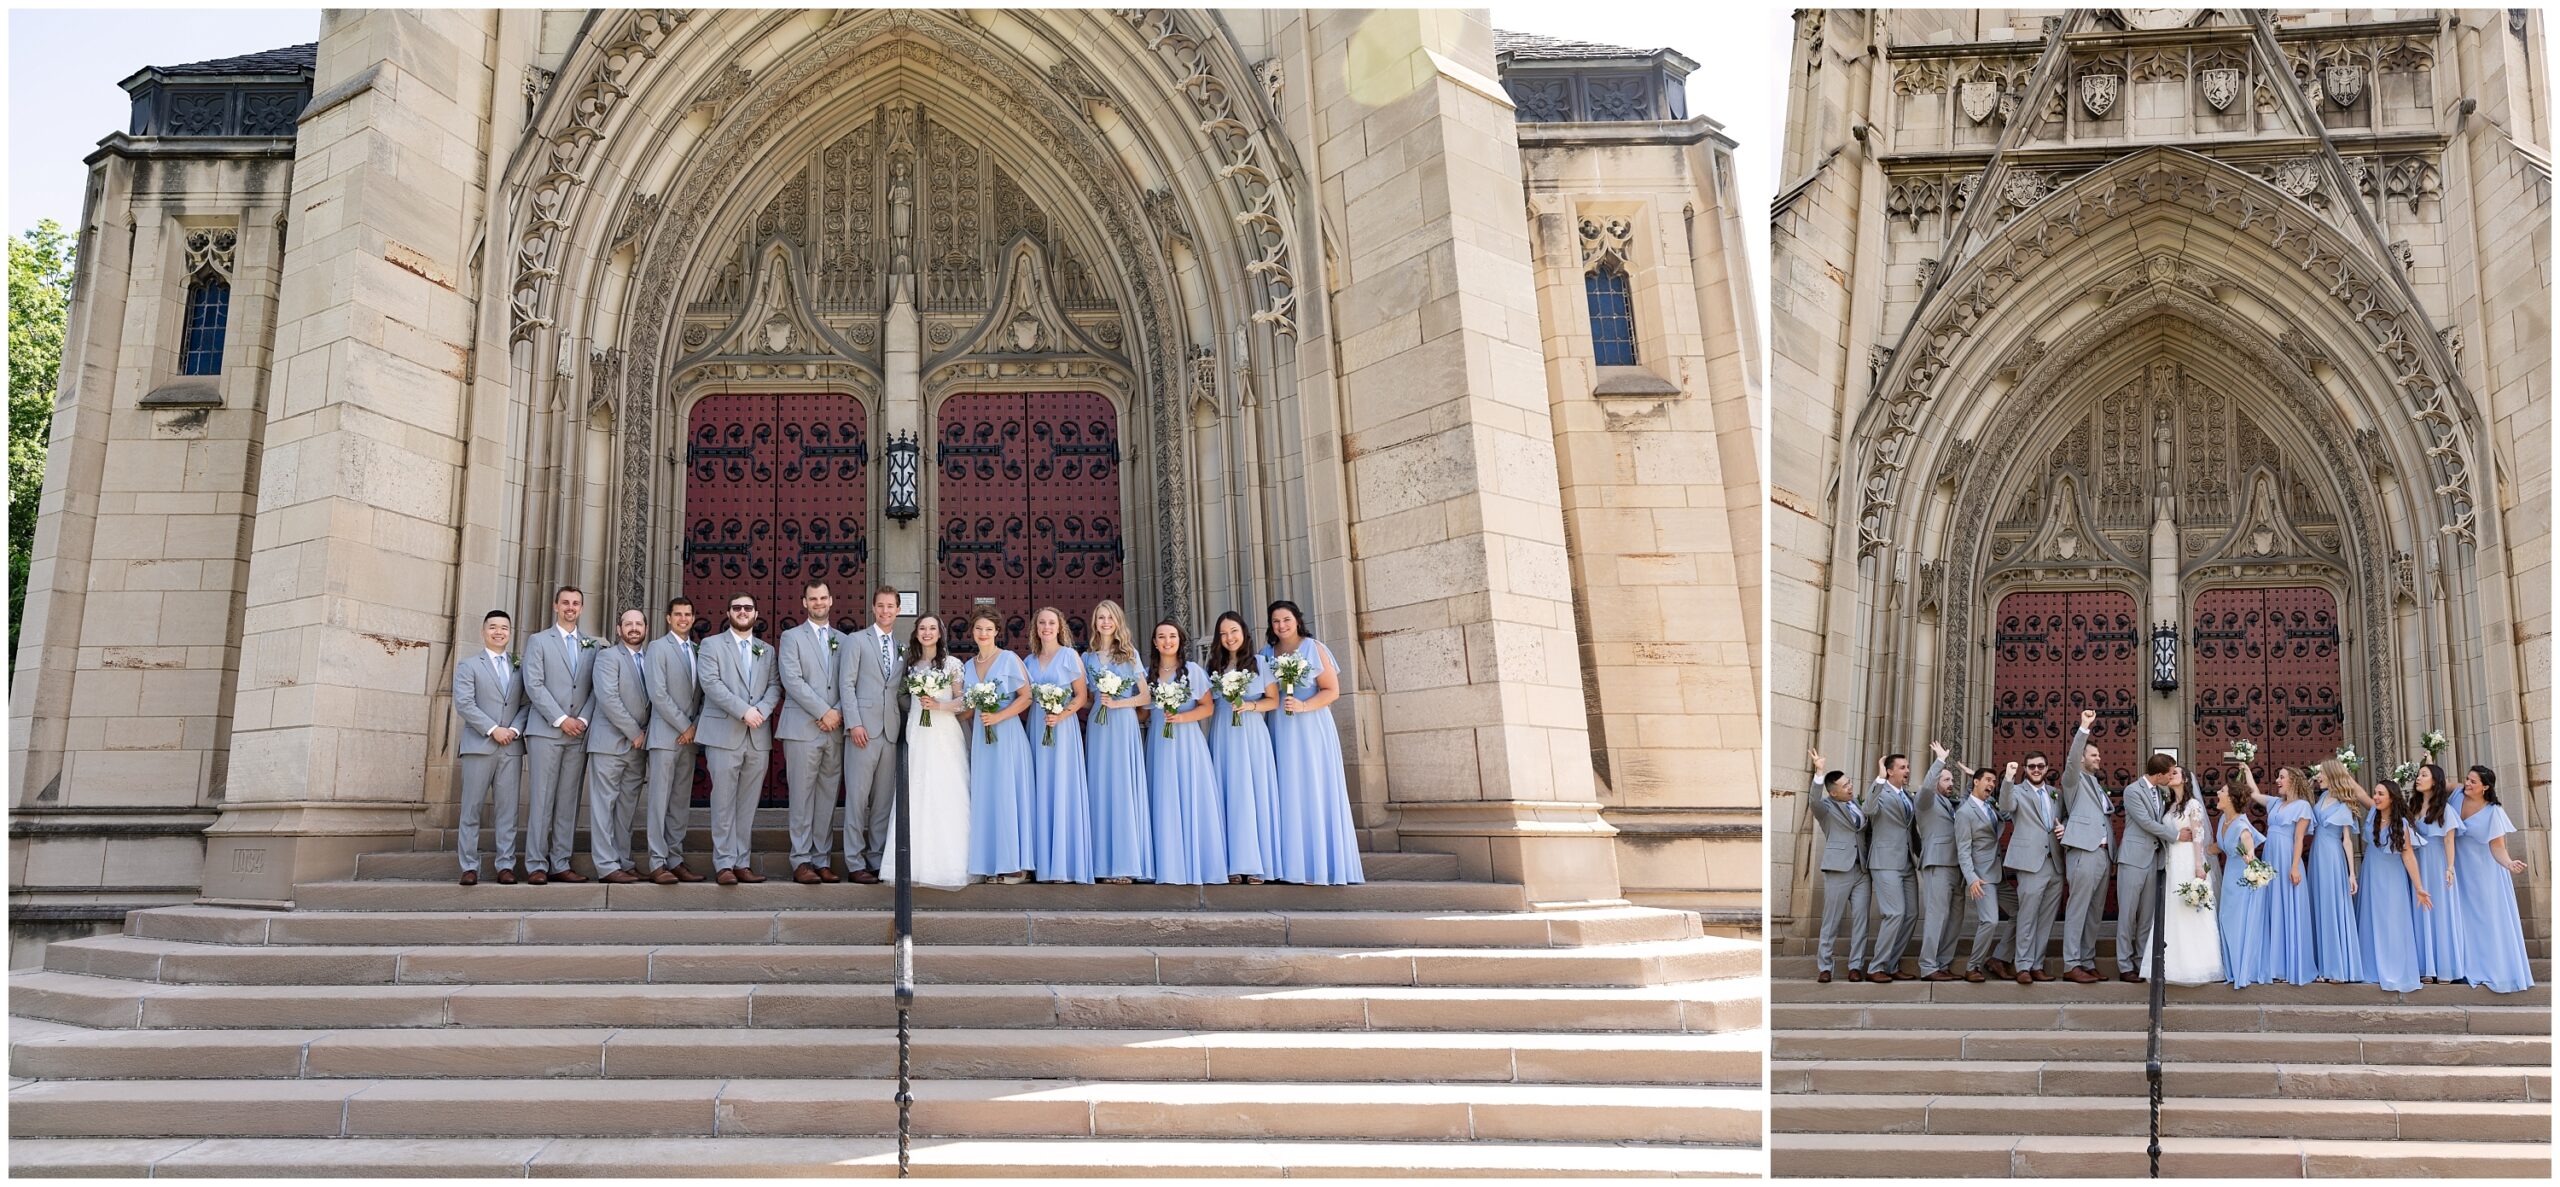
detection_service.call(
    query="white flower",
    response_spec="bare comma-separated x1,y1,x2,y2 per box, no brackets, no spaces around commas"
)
2334,745,2362,774
2177,879,2214,911
2421,729,2448,755
2227,739,2258,763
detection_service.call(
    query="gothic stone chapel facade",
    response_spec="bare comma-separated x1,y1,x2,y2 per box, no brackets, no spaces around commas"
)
1771,9,2550,943
9,9,1761,956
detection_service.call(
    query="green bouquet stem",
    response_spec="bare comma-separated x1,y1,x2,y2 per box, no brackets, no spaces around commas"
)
982,723,995,744
1042,721,1057,746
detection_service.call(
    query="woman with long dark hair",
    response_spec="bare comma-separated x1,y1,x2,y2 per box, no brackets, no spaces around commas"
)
2216,769,2271,988
1144,618,1227,884
2410,763,2464,983
1205,611,1280,884
961,610,1036,884
2354,778,2429,992
1262,600,1365,885
2449,765,2533,992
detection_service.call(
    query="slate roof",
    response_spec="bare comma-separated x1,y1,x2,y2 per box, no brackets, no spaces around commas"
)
148,43,318,77
1493,30,1666,61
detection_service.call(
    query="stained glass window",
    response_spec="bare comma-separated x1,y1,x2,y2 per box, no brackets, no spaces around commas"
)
180,276,230,376
1585,262,1637,366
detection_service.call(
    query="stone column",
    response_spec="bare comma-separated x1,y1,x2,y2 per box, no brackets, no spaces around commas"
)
1306,10,1619,904
202,11,501,903
879,276,925,597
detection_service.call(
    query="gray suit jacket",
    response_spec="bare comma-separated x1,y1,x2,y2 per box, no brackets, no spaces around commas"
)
837,622,904,743
1915,760,1963,868
776,620,844,743
1955,793,2003,885
452,651,529,756
644,633,702,750
2116,777,2178,867
1862,779,1918,872
1809,777,1867,874
2058,726,2114,853
585,644,652,755
2001,778,2063,874
523,626,598,740
696,631,782,752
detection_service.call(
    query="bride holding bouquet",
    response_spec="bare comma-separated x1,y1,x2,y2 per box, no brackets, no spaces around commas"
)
2159,776,2224,985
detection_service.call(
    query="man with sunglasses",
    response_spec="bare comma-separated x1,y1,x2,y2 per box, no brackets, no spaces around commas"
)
2057,708,2116,983
2001,749,2066,982
696,594,782,885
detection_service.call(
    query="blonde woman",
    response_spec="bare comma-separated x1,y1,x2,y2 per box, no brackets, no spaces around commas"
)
2307,759,2369,984
1081,599,1153,883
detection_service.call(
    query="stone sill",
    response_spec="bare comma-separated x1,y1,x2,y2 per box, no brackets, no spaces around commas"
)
1593,367,1683,398
1517,114,1733,151
140,381,224,408
87,132,297,165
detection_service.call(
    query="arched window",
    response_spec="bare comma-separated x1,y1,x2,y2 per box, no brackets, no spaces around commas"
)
179,275,230,376
1585,260,1637,366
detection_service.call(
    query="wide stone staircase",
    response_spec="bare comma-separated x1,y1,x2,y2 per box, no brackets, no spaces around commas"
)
1767,934,2552,1178
9,826,1764,1177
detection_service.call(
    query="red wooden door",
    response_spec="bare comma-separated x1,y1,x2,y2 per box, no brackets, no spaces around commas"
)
2192,586,2343,832
935,392,1122,655
683,392,868,805
1991,589,2142,788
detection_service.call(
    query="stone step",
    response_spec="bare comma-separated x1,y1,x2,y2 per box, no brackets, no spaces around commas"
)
1769,1028,2549,1066
368,845,1465,883
1770,953,2556,980
291,878,1532,914
40,934,1753,990
1773,1093,2553,1142
1772,1058,2550,1102
6,1022,1764,1087
1769,1133,2551,1178
1770,975,2550,1007
7,971,1761,1034
7,1134,1765,1178
1772,1000,2551,1035
123,903,1700,950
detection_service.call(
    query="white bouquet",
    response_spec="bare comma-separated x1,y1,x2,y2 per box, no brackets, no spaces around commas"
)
2226,739,2258,764
2176,878,2213,911
1213,668,1255,726
1031,683,1071,746
1152,679,1190,739
2334,745,2362,774
2420,729,2448,759
1271,653,1311,711
904,666,952,728
1092,669,1131,723
2242,858,2275,889
964,681,1005,744
2390,760,2418,788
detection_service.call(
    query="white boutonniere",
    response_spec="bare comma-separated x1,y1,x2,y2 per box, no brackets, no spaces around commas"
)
579,636,601,651
509,654,521,670
753,643,767,659
827,634,839,651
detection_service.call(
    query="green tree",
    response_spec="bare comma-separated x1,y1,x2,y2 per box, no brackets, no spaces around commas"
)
11,219,76,661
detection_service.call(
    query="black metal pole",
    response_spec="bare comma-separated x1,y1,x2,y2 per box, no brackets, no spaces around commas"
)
2146,860,2167,1178
893,741,915,1177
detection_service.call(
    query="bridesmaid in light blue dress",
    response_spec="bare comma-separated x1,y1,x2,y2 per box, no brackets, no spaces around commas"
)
961,611,1036,883
1143,619,1227,885
2450,765,2534,993
2355,779,2428,993
2410,763,2466,984
1081,600,1153,884
2254,767,2318,985
2307,761,2369,984
1204,611,1280,884
1022,607,1094,884
1262,600,1366,886
2215,774,2271,988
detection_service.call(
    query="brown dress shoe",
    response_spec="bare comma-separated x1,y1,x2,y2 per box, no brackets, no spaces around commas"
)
551,869,590,884
1966,970,1987,983
673,864,706,883
2064,967,2101,984
459,870,479,886
651,868,680,885
794,863,823,885
601,869,639,885
1922,971,1957,982
495,868,517,885
1816,970,1833,984
1867,971,1896,984
1845,969,1864,983
817,865,842,883
2030,969,2055,982
2016,969,2035,985
851,869,881,884
735,866,767,884
527,870,549,886
2118,971,2145,984
716,868,739,885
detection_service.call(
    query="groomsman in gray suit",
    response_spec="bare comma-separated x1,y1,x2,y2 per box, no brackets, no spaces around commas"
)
583,609,654,883
1913,742,1970,981
2001,754,2066,983
642,597,705,884
1954,765,2009,982
1861,752,1918,982
777,580,848,884
522,585,598,885
2057,708,2116,983
838,585,905,883
1802,750,1869,984
697,593,781,885
2113,754,2184,982
450,610,530,885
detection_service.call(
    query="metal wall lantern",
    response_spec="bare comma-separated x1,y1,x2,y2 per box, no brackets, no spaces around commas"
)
2151,621,2180,693
885,431,920,524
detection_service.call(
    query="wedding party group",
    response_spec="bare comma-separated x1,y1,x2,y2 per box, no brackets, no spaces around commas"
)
446,580,1366,891
1802,708,2535,993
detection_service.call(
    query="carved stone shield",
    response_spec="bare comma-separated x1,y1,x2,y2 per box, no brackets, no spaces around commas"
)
2322,64,2365,108
2080,73,2121,117
2002,170,2048,209
2269,157,2320,198
1961,79,1999,124
2198,67,2241,112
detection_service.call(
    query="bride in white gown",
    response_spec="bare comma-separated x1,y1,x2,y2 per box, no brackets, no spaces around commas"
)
884,616,971,891
2157,783,2225,985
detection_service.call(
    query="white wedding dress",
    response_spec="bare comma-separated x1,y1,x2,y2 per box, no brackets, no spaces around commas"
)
2159,799,2225,985
883,656,971,891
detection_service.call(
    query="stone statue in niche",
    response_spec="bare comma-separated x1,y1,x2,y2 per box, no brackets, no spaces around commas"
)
888,159,914,276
